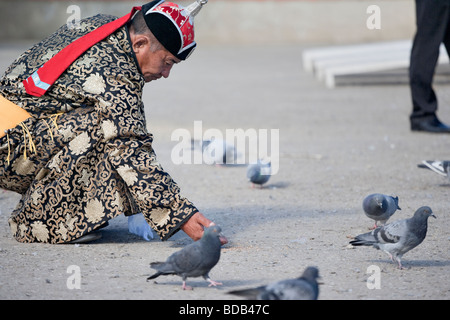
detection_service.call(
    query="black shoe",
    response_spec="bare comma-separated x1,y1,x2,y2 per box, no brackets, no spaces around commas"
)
411,115,450,133
67,231,102,244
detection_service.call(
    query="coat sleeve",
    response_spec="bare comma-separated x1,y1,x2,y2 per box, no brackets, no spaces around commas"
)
93,68,198,241
106,134,199,241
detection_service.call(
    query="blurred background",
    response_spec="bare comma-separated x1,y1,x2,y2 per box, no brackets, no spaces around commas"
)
0,0,415,45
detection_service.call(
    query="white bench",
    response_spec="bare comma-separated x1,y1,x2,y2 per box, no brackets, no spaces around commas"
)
302,40,449,88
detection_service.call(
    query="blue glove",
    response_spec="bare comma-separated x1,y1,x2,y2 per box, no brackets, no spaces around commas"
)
128,213,154,241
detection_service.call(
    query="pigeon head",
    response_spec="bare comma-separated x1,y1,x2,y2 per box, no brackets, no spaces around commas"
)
301,266,320,282
414,206,436,220
204,225,222,236
378,197,388,211
203,225,227,243
363,193,387,212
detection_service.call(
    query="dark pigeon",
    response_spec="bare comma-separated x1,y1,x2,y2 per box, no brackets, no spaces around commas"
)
147,225,224,290
228,266,320,300
363,193,401,229
350,206,436,269
247,160,271,188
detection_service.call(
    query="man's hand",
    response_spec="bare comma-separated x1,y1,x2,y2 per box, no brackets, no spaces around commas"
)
181,212,228,245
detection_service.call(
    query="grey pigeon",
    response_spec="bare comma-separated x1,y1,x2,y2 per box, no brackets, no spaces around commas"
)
418,160,450,180
350,206,436,269
363,193,401,229
202,139,237,165
147,225,224,290
228,266,320,300
247,160,271,188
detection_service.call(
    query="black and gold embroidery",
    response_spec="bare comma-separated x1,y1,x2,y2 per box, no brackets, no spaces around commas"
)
0,14,198,243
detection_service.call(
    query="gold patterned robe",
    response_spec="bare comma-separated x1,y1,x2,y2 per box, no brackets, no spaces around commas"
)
0,14,198,243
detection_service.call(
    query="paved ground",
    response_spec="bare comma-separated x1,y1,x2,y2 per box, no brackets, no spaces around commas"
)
0,43,449,300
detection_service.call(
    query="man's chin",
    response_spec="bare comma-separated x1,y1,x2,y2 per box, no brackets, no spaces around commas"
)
144,75,161,82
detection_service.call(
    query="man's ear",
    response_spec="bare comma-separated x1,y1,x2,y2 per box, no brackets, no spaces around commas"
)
132,34,150,54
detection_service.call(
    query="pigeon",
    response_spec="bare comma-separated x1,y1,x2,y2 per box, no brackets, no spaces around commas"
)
418,160,450,180
247,160,271,188
147,225,224,290
202,139,237,165
350,206,436,269
362,193,401,229
228,266,320,300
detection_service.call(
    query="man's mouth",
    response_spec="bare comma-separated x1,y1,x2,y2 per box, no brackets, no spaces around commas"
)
145,74,161,82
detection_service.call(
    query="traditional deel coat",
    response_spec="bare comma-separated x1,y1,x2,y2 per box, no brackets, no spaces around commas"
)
0,14,198,243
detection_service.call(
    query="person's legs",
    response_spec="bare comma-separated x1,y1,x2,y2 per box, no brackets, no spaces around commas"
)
443,4,450,59
410,0,450,131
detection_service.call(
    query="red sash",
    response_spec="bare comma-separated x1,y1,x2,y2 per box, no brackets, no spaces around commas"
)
23,6,141,97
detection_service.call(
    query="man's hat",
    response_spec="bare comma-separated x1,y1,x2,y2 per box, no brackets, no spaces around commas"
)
142,0,207,60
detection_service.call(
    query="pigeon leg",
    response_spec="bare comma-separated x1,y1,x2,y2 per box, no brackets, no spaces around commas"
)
384,251,395,263
387,253,404,269
182,281,193,290
395,257,404,270
206,278,223,287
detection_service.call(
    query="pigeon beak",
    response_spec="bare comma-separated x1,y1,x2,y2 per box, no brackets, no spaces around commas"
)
219,232,228,246
431,213,437,219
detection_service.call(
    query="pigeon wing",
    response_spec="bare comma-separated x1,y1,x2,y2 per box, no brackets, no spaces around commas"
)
373,219,406,244
168,243,205,275
263,279,316,300
246,164,260,181
350,219,405,246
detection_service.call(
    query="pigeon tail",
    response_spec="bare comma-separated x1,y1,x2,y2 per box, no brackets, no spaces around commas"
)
147,271,163,281
349,233,377,246
148,261,177,278
228,287,264,299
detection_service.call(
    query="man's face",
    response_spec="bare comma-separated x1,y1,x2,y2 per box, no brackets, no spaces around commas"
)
132,35,181,82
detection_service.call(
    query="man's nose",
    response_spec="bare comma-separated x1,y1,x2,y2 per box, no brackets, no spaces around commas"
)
161,65,173,78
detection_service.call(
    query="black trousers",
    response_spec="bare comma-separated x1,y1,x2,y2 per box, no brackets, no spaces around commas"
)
410,0,450,120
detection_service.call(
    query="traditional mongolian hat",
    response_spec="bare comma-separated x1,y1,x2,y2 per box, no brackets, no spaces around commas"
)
142,0,207,60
